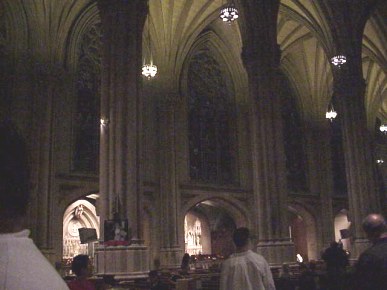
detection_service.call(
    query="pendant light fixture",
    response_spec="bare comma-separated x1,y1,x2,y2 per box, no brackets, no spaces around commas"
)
326,102,337,122
142,4,157,80
220,0,239,24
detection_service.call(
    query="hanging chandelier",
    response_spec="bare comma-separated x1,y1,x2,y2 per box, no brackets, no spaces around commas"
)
326,103,337,122
330,55,347,67
142,63,157,79
380,124,387,133
142,8,157,80
220,1,239,24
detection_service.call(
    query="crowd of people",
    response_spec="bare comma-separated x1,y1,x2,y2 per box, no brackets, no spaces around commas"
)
0,120,386,290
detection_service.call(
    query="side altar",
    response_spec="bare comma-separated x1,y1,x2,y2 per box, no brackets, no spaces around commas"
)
95,240,149,279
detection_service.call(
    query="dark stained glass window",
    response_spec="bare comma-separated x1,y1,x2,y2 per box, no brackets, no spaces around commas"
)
187,50,236,184
72,25,101,173
280,74,308,193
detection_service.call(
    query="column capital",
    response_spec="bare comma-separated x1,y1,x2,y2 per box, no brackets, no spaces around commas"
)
333,73,365,99
97,0,148,15
320,0,375,66
241,43,281,73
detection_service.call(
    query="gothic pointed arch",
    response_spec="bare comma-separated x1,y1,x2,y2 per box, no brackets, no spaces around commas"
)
182,30,240,184
63,197,100,259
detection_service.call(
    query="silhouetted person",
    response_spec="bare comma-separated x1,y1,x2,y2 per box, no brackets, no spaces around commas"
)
298,263,317,290
220,227,275,290
68,254,96,290
353,213,387,290
276,263,295,290
149,270,169,290
180,253,190,275
322,241,348,290
0,121,69,289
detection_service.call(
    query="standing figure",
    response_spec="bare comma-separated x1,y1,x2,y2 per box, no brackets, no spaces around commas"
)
353,213,387,290
276,263,295,290
180,253,191,275
321,241,348,290
68,254,96,290
149,270,169,290
0,121,69,290
220,227,275,290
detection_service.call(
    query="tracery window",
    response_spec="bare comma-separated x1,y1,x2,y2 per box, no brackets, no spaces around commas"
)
280,74,308,193
187,50,236,184
72,24,101,173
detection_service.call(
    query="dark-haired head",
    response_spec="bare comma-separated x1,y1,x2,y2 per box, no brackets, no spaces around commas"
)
0,121,30,229
71,254,90,277
233,227,250,248
362,213,387,243
149,270,161,284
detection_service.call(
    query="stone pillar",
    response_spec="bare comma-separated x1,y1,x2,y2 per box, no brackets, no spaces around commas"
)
12,60,68,262
97,0,149,276
304,118,335,249
334,72,380,257
158,92,184,268
29,64,57,254
98,0,147,237
242,4,295,261
319,0,382,257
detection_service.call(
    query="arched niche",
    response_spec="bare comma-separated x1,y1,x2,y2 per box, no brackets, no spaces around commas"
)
62,195,100,260
334,209,351,251
183,197,249,258
288,204,318,261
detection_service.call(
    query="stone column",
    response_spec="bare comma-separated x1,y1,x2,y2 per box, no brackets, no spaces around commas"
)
304,118,335,249
28,63,62,258
334,71,380,257
157,90,184,268
98,0,147,238
96,0,149,277
11,59,68,263
319,0,381,257
242,4,294,261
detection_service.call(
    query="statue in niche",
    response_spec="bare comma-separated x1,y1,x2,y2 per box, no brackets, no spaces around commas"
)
74,204,84,219
104,212,130,245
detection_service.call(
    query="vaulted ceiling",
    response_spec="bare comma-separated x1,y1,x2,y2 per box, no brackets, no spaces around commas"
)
2,0,386,127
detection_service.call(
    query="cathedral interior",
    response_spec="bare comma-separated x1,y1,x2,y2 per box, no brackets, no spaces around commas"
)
0,0,386,276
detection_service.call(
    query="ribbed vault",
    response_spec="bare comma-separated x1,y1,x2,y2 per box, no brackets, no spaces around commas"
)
1,0,386,125
279,1,333,122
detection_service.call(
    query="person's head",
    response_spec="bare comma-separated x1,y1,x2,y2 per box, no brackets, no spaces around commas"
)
182,253,190,265
329,241,339,248
232,227,250,249
281,263,290,273
0,121,30,232
362,213,387,243
149,270,160,285
309,260,316,271
71,255,92,278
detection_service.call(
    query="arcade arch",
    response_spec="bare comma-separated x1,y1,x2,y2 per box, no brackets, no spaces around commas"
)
183,197,248,258
288,204,318,261
334,209,351,251
62,194,100,260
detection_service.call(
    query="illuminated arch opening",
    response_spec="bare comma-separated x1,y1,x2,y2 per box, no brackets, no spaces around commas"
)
184,200,238,258
62,195,100,260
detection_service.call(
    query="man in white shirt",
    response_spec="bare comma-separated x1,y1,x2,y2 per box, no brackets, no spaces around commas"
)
220,227,276,290
0,121,69,290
